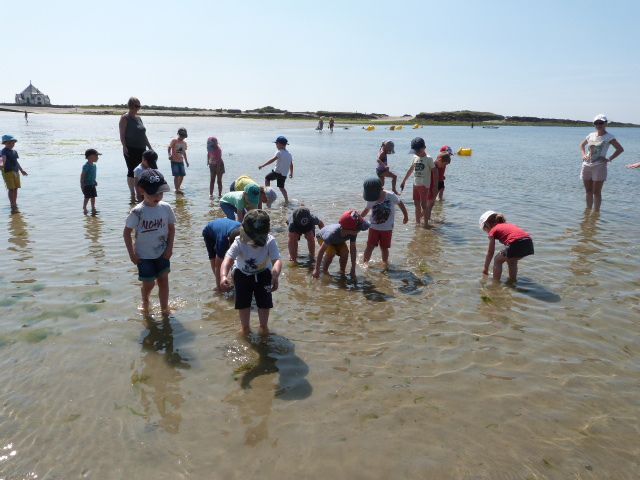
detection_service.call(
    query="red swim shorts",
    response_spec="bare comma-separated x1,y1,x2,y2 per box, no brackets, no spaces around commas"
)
412,184,429,203
367,229,392,249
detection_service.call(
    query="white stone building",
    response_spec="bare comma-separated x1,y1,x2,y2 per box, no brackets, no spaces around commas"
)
15,82,51,105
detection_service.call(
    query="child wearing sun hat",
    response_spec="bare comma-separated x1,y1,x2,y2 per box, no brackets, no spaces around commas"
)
1,134,28,213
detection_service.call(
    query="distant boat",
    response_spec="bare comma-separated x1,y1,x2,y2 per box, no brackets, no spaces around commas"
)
482,126,499,129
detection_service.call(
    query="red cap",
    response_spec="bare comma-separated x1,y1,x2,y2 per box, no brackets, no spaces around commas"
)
339,210,363,231
440,145,453,155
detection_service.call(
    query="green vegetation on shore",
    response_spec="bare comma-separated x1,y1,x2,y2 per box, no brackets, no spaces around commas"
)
1,104,637,127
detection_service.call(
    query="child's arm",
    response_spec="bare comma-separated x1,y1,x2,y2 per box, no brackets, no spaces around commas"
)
220,256,234,291
184,143,189,167
123,227,139,265
361,207,370,218
398,201,409,224
483,238,496,275
168,140,173,159
0,154,4,169
289,160,294,178
579,139,588,160
259,155,278,170
349,240,357,277
317,220,325,229
271,259,283,291
163,223,175,259
15,159,27,176
626,162,640,169
312,242,328,278
400,165,415,191
80,171,85,190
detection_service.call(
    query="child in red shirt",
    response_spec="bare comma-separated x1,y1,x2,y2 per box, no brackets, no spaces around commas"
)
479,211,534,283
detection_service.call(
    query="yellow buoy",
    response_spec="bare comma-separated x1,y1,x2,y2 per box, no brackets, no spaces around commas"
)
365,125,375,131
457,148,472,156
395,125,403,130
413,124,421,129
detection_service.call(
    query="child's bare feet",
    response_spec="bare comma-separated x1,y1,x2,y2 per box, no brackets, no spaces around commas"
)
381,261,389,271
258,326,270,336
241,326,251,336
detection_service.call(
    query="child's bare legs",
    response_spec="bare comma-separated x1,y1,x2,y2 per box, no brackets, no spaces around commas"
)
83,197,89,214
8,189,18,210
338,252,348,274
141,280,155,312
257,308,270,336
174,176,180,193
437,187,445,201
380,246,389,270
506,258,519,283
90,197,96,213
363,244,375,265
381,171,399,194
127,177,136,200
592,180,604,211
304,231,316,259
157,273,170,314
583,179,594,209
209,173,215,198
492,252,508,281
238,308,251,335
323,252,335,273
288,232,299,261
414,201,423,224
216,173,223,197
424,200,434,225
210,259,221,291
279,187,288,203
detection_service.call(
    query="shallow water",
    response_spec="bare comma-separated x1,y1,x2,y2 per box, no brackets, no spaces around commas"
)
1,113,639,479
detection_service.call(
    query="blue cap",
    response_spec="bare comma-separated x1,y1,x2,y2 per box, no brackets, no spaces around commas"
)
274,136,289,145
2,134,17,143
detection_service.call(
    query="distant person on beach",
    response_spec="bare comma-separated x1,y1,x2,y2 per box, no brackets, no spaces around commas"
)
316,118,324,131
479,210,534,283
376,141,399,195
259,136,293,203
133,150,159,202
207,137,224,199
119,97,152,202
313,210,369,278
220,210,283,336
361,177,408,269
1,135,28,213
80,148,101,215
202,218,241,292
168,128,189,194
400,137,436,226
579,114,624,211
219,184,261,221
24,111,28,124
436,145,453,201
287,207,325,262
229,175,277,208
329,117,335,133
123,170,175,315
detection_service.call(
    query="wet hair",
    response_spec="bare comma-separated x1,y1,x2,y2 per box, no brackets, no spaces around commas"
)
128,97,141,108
178,127,188,138
485,213,507,228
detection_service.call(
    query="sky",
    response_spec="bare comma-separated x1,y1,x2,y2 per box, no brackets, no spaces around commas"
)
3,0,640,122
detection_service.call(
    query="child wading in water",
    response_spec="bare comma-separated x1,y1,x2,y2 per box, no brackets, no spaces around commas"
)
287,207,324,262
361,177,408,269
479,211,534,283
80,148,101,215
1,135,28,213
168,128,189,194
377,141,399,195
133,150,159,202
259,136,293,203
400,137,436,225
124,170,175,314
436,145,453,201
202,218,241,292
221,210,282,336
207,137,224,199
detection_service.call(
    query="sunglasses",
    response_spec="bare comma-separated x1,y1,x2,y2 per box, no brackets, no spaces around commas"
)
594,121,605,125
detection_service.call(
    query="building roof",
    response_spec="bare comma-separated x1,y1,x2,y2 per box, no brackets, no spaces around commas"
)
20,82,45,96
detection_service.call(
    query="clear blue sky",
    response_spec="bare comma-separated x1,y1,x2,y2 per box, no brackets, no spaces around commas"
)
4,0,640,122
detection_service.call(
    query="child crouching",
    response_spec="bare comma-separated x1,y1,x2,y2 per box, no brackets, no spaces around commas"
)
221,210,282,336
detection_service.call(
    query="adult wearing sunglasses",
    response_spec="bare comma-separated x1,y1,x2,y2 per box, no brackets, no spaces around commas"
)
119,97,153,202
579,114,624,211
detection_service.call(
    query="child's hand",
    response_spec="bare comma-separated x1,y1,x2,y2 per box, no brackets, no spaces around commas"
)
221,275,232,291
582,153,588,161
129,253,140,265
400,181,405,191
21,170,28,176
185,161,189,167
403,215,409,224
271,274,279,292
258,165,263,170
163,248,173,260
289,174,293,179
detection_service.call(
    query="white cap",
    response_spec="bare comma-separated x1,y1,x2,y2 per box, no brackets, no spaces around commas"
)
593,114,608,123
479,210,497,230
264,187,277,207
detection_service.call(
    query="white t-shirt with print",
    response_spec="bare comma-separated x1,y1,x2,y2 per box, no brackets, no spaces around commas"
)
274,149,293,176
412,154,435,186
125,201,176,259
584,132,615,165
365,191,400,231
226,235,281,275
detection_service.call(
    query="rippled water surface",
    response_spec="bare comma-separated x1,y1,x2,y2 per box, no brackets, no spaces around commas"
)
1,113,639,479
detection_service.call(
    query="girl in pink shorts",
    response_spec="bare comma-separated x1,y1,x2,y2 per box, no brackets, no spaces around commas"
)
207,137,225,199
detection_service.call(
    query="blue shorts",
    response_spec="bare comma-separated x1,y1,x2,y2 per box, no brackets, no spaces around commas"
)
171,161,186,177
220,201,238,220
137,256,171,282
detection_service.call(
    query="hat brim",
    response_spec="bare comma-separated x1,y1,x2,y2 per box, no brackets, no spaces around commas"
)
142,183,171,194
240,227,267,247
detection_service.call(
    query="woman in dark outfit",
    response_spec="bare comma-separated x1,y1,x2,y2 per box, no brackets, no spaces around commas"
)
119,97,152,201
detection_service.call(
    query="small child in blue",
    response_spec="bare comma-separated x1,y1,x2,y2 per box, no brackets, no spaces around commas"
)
124,169,175,315
80,148,101,215
202,218,241,292
1,134,28,213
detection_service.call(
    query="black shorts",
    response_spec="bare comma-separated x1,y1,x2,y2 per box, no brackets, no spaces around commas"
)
202,232,230,260
438,180,445,190
125,146,145,177
265,170,287,188
502,238,534,259
82,185,97,199
234,269,273,310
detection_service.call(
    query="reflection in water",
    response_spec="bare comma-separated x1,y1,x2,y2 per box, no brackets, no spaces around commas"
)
224,334,311,446
7,212,32,262
83,215,105,262
131,316,191,434
570,210,601,282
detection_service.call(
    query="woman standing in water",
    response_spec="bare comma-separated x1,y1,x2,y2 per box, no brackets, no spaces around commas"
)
119,97,152,202
579,114,623,211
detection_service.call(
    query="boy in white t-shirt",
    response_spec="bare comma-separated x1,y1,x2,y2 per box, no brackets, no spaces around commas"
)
400,137,436,225
220,209,283,336
259,136,294,203
361,177,408,270
124,169,176,315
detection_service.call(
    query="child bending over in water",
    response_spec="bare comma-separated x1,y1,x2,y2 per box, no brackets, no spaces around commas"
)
479,211,534,283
